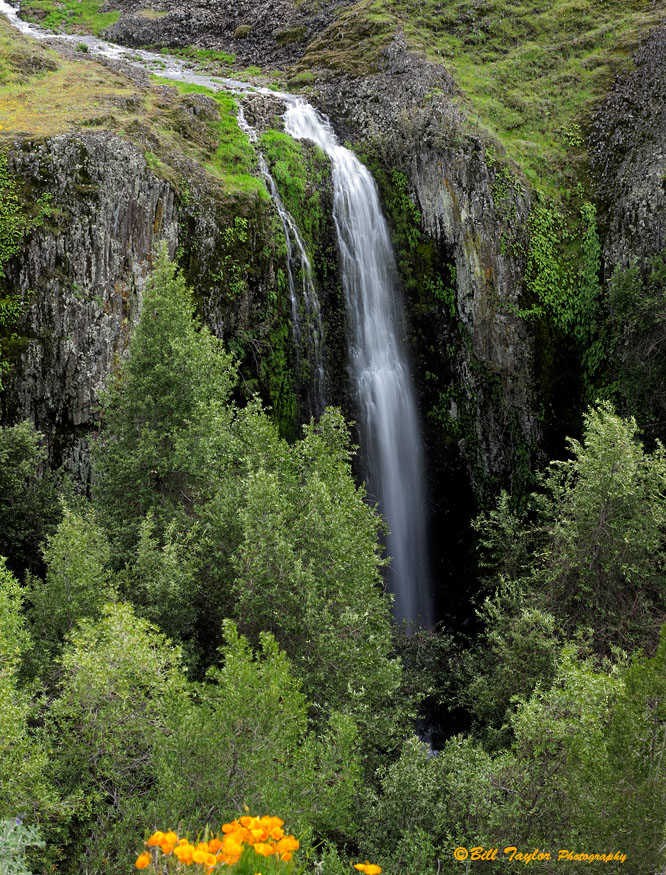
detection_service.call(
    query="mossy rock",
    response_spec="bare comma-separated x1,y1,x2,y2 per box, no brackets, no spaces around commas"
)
287,70,314,87
233,24,252,40
275,26,308,46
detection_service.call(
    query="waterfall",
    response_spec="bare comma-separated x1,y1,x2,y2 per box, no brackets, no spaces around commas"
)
1,0,432,626
238,106,326,419
284,102,432,627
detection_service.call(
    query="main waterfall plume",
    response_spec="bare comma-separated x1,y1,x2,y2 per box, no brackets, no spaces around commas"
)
0,0,432,625
284,101,432,627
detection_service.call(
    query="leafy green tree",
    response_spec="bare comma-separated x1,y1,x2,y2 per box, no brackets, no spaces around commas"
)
490,645,621,855
463,604,560,749
118,515,198,661
0,421,60,579
94,245,236,567
229,409,405,757
585,629,666,870
0,560,55,821
50,602,186,872
153,621,362,842
360,733,497,875
476,402,666,653
27,505,114,678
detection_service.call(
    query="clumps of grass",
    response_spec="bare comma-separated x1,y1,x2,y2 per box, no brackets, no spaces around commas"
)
233,24,252,40
20,0,119,36
297,0,395,75
275,25,308,46
287,70,314,88
161,45,236,68
150,78,265,196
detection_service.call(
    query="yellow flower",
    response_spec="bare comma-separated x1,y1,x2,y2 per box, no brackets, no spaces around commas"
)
276,836,299,853
164,831,178,847
174,844,194,865
135,852,151,869
221,836,244,857
354,863,382,874
147,832,164,847
253,843,276,857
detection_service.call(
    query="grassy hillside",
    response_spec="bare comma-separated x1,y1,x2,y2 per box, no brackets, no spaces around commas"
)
0,18,262,196
390,0,664,191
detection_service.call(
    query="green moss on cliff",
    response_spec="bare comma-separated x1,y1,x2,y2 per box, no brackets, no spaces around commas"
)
20,0,118,35
381,0,661,194
259,130,329,256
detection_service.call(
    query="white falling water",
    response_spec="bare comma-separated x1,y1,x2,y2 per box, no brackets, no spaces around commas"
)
1,0,432,625
284,102,432,627
238,106,326,418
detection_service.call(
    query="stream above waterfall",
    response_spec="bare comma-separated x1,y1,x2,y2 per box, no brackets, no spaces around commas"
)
1,0,433,628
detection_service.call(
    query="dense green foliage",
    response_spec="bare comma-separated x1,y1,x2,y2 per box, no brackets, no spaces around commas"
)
3,252,666,874
606,250,666,438
0,421,60,578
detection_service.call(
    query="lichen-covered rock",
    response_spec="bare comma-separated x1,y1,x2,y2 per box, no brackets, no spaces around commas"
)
590,25,666,274
2,131,178,481
0,128,285,482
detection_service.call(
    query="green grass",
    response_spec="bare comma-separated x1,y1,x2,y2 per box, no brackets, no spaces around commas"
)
376,0,664,194
160,45,236,68
150,78,265,196
20,0,119,36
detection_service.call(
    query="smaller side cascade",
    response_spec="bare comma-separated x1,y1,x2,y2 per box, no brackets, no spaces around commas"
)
238,104,326,421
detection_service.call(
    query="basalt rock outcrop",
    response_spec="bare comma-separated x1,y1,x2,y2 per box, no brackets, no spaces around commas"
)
103,0,357,69
0,122,286,481
590,25,666,276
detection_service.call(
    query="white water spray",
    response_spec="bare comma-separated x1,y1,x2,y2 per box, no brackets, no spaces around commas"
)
238,106,325,418
284,102,432,626
0,0,432,625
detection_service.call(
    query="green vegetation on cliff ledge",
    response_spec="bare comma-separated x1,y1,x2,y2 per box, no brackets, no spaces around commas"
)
20,0,118,35
384,0,663,192
150,78,263,196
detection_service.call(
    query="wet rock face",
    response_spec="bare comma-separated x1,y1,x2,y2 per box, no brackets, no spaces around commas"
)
0,129,281,483
2,131,178,482
312,35,539,499
590,26,666,274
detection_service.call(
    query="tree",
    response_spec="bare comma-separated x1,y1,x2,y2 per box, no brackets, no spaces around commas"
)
476,402,666,653
152,622,362,843
27,504,114,678
50,603,186,872
228,409,406,760
94,245,236,567
0,420,60,579
0,560,56,821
